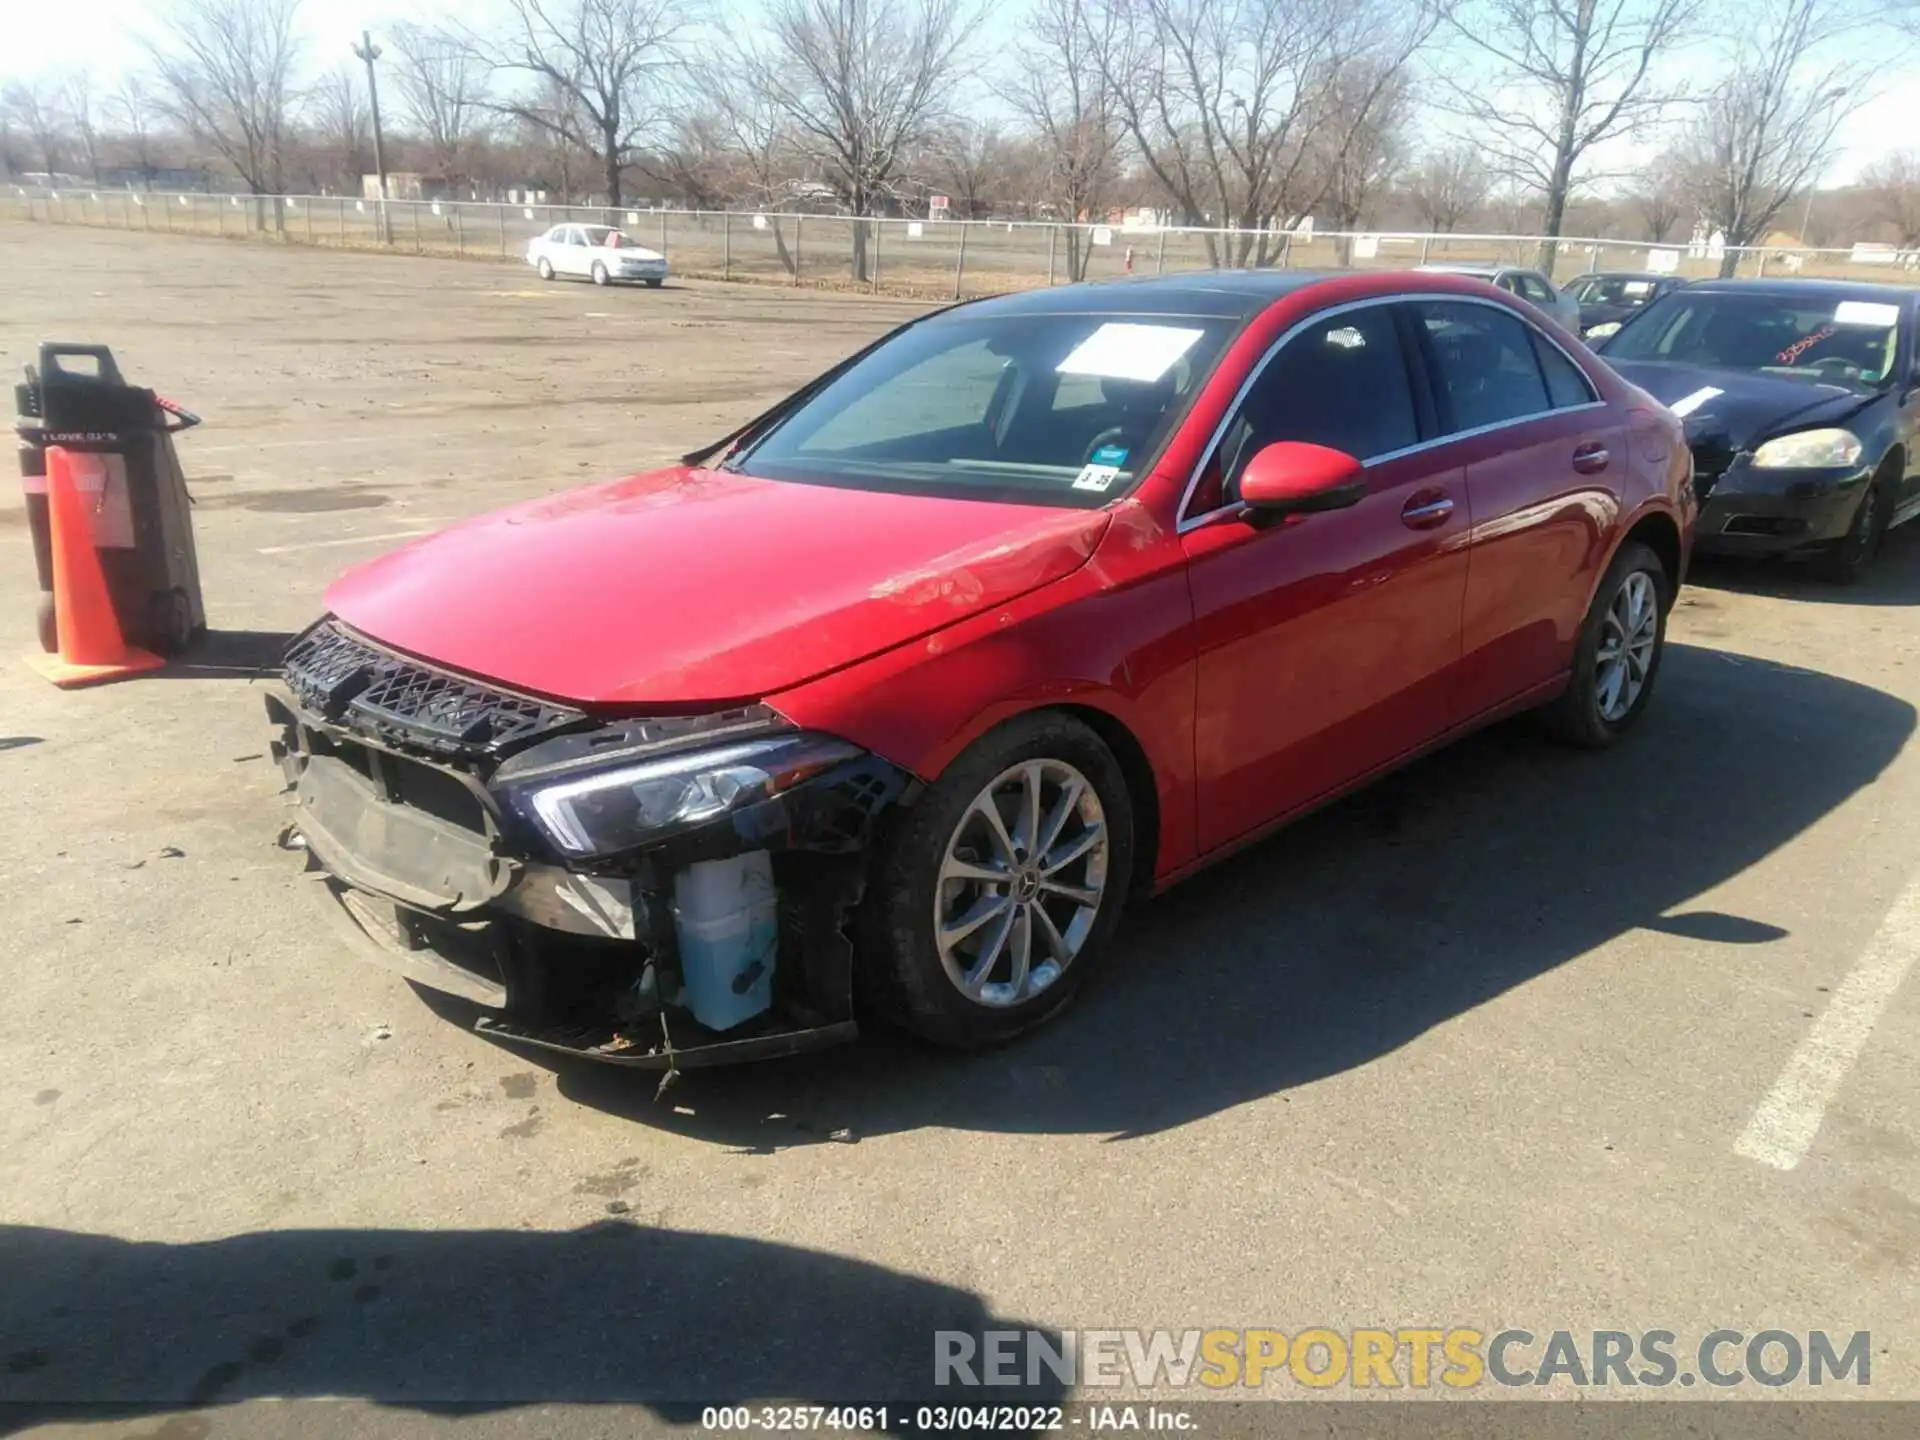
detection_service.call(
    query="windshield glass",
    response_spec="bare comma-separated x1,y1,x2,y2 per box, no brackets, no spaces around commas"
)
731,312,1238,505
1572,276,1660,307
579,226,632,246
1606,291,1902,388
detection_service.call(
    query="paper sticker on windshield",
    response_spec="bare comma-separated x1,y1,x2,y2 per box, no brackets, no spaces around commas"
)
1057,324,1205,382
1834,301,1900,327
1091,445,1129,466
1668,386,1723,418
1072,463,1125,492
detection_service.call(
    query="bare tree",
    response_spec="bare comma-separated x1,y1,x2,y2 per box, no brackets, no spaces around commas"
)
62,72,101,180
1084,0,1443,267
642,106,742,208
1309,62,1411,235
391,23,492,186
1859,150,1920,249
1442,0,1701,271
1621,152,1690,240
113,76,162,184
932,120,1010,217
1405,143,1490,231
1004,0,1126,277
1672,0,1870,276
144,0,302,195
3,76,68,176
310,67,371,193
478,0,687,208
741,0,978,281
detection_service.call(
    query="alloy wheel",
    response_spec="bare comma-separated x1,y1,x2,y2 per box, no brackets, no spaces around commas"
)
1594,570,1658,724
934,759,1109,1008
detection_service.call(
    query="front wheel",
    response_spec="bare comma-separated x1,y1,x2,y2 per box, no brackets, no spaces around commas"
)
590,261,609,286
644,277,664,289
1814,477,1888,584
859,713,1135,1048
1542,540,1670,749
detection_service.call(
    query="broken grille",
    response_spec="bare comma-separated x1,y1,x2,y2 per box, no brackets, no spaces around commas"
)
281,619,585,760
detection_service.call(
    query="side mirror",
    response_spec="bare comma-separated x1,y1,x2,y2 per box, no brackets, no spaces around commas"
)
1237,442,1367,522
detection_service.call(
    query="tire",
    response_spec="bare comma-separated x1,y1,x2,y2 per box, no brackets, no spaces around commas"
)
590,261,609,286
859,712,1135,1048
1542,540,1670,749
36,593,57,654
536,258,554,281
644,277,664,289
1813,474,1889,584
147,587,196,655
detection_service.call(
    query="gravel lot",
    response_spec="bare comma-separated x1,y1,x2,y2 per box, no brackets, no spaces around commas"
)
3,223,1919,1436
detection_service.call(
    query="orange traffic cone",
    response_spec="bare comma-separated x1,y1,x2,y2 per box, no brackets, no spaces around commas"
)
25,446,166,688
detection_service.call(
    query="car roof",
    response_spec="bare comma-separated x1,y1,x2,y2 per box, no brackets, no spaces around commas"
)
1417,263,1508,277
933,269,1350,321
1578,271,1675,282
1678,277,1919,307
942,267,1560,323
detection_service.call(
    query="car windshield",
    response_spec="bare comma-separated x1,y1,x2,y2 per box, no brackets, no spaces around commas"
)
1605,291,1902,389
579,226,631,246
1572,276,1661,306
729,311,1238,505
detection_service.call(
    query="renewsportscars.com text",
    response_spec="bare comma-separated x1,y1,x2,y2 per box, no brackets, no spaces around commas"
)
934,1328,1873,1390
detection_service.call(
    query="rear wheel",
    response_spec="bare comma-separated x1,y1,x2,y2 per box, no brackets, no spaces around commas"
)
860,713,1134,1048
1543,540,1670,749
1814,475,1889,584
536,257,554,281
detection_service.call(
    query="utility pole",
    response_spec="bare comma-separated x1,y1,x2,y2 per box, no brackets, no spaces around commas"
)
353,30,391,245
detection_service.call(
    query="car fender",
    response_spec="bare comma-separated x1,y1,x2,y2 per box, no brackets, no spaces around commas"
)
768,498,1204,882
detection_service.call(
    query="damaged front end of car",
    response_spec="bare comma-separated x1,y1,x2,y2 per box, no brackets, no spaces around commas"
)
263,618,914,1070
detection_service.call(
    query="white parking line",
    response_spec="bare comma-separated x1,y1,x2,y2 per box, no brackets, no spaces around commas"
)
257,527,439,555
1734,867,1920,1171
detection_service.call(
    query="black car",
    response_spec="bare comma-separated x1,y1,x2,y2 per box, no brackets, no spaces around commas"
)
1594,279,1920,581
1563,271,1688,337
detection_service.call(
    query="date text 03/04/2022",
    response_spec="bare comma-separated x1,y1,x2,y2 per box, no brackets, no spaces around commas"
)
699,1406,1196,1432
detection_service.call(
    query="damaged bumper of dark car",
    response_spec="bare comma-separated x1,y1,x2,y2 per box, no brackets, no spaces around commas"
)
264,618,913,1069
1690,450,1871,556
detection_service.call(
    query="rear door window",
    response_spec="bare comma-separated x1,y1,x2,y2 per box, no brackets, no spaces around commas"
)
1413,301,1555,434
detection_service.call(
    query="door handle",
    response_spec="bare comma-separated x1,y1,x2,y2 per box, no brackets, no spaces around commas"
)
1572,441,1610,474
1401,494,1455,529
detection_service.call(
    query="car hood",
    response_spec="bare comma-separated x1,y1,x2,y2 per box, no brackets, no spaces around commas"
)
1606,360,1877,452
324,466,1111,706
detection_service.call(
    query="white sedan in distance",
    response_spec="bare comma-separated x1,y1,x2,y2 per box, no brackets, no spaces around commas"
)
526,224,668,287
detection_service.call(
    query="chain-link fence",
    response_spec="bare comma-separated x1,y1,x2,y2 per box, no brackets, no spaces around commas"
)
8,186,1920,296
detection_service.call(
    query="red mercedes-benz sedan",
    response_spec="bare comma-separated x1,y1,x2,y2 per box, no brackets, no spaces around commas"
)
265,269,1695,1067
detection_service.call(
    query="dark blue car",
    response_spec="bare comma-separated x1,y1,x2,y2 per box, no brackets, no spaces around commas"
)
1595,278,1920,582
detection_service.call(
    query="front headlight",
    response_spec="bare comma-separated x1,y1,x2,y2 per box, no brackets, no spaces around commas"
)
1751,429,1864,469
507,732,864,858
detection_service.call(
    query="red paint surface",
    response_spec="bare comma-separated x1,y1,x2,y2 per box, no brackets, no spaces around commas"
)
326,466,1109,705
326,271,1692,886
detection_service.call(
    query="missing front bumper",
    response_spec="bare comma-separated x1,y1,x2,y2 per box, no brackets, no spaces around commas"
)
266,683,911,1069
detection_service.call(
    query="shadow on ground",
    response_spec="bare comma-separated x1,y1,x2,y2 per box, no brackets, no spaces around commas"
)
1686,514,1920,606
0,1222,1059,1433
501,642,1916,1146
152,629,295,681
